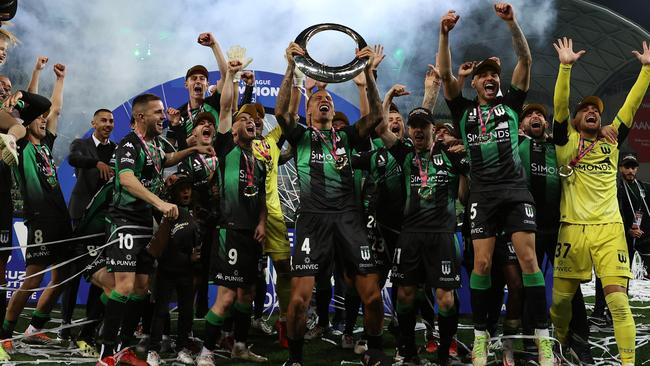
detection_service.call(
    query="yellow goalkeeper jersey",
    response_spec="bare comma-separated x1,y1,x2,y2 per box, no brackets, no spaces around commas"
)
553,64,650,224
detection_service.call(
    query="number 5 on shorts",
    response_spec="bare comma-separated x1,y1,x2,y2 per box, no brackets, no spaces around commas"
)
301,238,311,255
470,203,478,220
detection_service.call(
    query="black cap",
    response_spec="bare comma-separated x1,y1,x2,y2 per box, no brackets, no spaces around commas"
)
435,121,457,138
165,173,193,193
620,153,639,167
472,58,501,78
192,111,216,130
185,65,209,80
407,107,434,126
388,102,400,113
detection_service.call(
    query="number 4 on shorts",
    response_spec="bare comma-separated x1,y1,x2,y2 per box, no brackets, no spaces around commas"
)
301,238,311,255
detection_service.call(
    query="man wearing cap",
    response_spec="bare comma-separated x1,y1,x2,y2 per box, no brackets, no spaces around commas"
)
277,44,386,366
246,102,294,346
518,103,594,363
196,61,268,366
333,111,350,131
618,152,650,270
438,4,554,365
97,93,214,366
0,65,68,360
166,32,227,147
549,38,650,366
377,106,466,365
174,109,219,320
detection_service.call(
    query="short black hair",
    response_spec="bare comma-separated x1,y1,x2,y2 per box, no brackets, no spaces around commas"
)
132,93,162,118
93,108,113,117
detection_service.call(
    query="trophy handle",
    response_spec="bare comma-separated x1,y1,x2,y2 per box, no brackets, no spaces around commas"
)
294,23,369,84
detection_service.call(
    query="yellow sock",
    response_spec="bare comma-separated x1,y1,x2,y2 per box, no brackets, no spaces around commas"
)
605,292,635,365
549,277,579,344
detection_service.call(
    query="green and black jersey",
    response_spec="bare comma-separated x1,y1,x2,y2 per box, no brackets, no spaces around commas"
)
216,131,266,231
284,121,362,213
110,131,166,224
446,86,527,191
390,139,467,233
166,92,221,143
352,137,405,231
518,135,560,231
178,152,220,221
75,179,114,236
14,131,69,223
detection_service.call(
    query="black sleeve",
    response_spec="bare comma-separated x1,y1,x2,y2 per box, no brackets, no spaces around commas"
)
552,119,569,146
388,140,411,165
446,150,470,175
68,138,98,169
204,91,222,113
169,123,188,150
42,130,56,150
502,86,527,115
18,90,52,125
445,94,473,127
215,131,235,160
115,134,140,173
342,125,364,152
351,150,373,171
284,122,306,147
240,85,254,106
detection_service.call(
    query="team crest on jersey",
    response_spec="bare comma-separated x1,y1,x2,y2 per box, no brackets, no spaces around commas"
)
493,105,506,117
617,250,628,264
600,144,611,154
524,204,534,218
360,245,371,261
433,154,444,166
441,260,452,275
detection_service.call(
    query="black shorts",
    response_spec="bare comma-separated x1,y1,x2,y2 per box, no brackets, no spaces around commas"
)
366,215,391,273
213,228,263,288
25,219,72,266
468,189,536,240
0,190,12,258
71,234,108,282
492,233,518,267
390,231,460,289
105,217,154,274
291,211,376,277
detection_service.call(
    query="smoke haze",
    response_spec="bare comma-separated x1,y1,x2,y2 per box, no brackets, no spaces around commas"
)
3,0,556,158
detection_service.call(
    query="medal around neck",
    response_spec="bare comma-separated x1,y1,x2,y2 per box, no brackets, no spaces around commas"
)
294,23,368,83
334,154,349,170
558,165,574,178
418,185,433,201
243,185,259,197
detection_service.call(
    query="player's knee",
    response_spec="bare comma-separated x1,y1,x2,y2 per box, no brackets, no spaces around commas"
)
361,288,382,310
473,257,492,274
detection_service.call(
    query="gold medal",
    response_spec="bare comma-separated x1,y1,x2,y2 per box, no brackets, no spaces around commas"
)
243,185,259,197
558,165,574,178
335,155,348,170
418,185,433,200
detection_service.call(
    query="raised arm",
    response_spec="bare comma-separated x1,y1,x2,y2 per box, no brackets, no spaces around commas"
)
218,60,243,134
495,3,532,91
275,42,304,132
379,84,409,148
552,37,585,124
612,41,650,141
354,47,383,138
27,56,48,94
438,10,461,100
46,64,66,135
198,32,228,94
422,63,442,112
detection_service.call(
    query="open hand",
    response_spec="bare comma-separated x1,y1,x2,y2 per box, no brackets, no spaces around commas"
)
553,37,586,65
